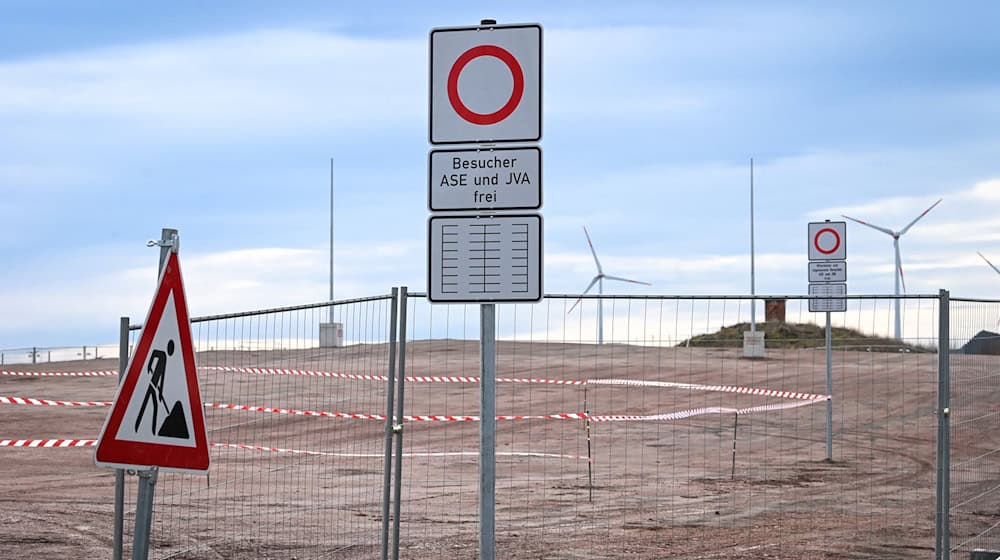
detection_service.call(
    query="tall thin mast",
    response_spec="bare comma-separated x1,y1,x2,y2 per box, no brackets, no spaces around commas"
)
750,158,756,332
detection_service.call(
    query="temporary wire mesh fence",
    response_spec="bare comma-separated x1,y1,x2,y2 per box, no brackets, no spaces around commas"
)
0,343,118,365
119,294,397,560
397,293,942,559
948,297,1000,556
6,291,996,559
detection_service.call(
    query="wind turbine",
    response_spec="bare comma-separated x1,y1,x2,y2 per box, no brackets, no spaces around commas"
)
842,198,942,340
978,251,1000,276
977,252,1000,328
568,227,651,344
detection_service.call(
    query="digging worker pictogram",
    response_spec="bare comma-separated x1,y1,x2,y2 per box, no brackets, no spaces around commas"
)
134,339,189,439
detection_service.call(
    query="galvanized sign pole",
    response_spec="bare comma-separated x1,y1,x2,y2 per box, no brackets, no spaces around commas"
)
825,311,833,460
479,303,497,560
132,227,178,560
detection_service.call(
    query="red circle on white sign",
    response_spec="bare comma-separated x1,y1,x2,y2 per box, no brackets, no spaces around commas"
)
814,228,841,255
446,45,524,125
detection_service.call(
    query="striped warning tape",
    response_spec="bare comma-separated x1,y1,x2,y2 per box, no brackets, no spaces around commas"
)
1,393,817,425
0,396,112,407
0,439,589,461
204,402,586,422
0,439,97,447
202,365,387,382
590,398,819,422
0,370,117,377
404,412,587,422
1,366,828,402
586,378,829,402
203,366,586,385
0,396,587,422
205,402,384,421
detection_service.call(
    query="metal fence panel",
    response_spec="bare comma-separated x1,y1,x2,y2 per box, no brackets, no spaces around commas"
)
119,295,397,559
397,293,942,559
948,297,1000,557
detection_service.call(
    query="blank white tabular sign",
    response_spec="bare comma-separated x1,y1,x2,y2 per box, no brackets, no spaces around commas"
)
428,214,542,302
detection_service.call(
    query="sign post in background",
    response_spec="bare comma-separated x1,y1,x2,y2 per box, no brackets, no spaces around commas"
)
807,220,847,461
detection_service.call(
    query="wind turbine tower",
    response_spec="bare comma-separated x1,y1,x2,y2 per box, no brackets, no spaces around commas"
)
842,198,942,340
569,227,651,344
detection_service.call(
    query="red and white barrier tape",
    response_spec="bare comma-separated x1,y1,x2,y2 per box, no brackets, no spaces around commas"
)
0,439,588,461
0,396,588,423
203,366,586,386
404,412,587,422
586,378,829,402
0,370,117,377
0,438,97,447
590,399,819,422
2,391,817,424
0,396,112,407
2,366,825,403
205,402,586,422
202,365,388,382
205,402,384,421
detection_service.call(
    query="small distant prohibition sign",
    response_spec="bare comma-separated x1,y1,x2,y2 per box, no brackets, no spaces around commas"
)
94,251,209,474
814,228,841,255
448,45,524,125
808,221,847,261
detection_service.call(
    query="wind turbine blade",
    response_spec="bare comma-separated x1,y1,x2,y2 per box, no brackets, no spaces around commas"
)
978,251,1000,276
603,275,652,286
899,198,942,236
583,226,603,274
898,260,907,294
567,276,600,314
842,214,894,236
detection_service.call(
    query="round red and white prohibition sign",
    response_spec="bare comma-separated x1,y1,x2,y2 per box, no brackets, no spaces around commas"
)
813,228,841,255
447,44,525,125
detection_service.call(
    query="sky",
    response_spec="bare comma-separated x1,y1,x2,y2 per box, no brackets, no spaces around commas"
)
2,1,1000,349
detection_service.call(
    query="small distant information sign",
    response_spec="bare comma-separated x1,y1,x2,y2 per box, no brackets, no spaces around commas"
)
809,261,847,283
808,221,848,313
428,214,542,303
429,147,541,211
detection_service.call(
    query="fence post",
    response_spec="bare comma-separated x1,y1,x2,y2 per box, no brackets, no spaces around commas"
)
391,287,408,560
32,347,37,364
935,289,951,560
381,289,399,560
114,316,129,560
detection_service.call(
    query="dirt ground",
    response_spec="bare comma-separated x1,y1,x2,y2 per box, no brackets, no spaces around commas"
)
1,341,995,559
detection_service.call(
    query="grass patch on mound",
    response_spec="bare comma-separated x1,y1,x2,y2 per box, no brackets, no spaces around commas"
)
678,321,933,352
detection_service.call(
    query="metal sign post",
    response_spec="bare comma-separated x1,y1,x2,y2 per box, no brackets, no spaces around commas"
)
479,303,496,560
825,312,833,460
134,227,176,560
140,228,181,558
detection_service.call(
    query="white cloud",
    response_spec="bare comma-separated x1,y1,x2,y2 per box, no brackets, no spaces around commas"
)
0,24,745,145
0,30,426,137
0,241,423,344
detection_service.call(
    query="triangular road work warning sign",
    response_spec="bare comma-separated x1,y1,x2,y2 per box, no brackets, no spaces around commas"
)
95,251,209,473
